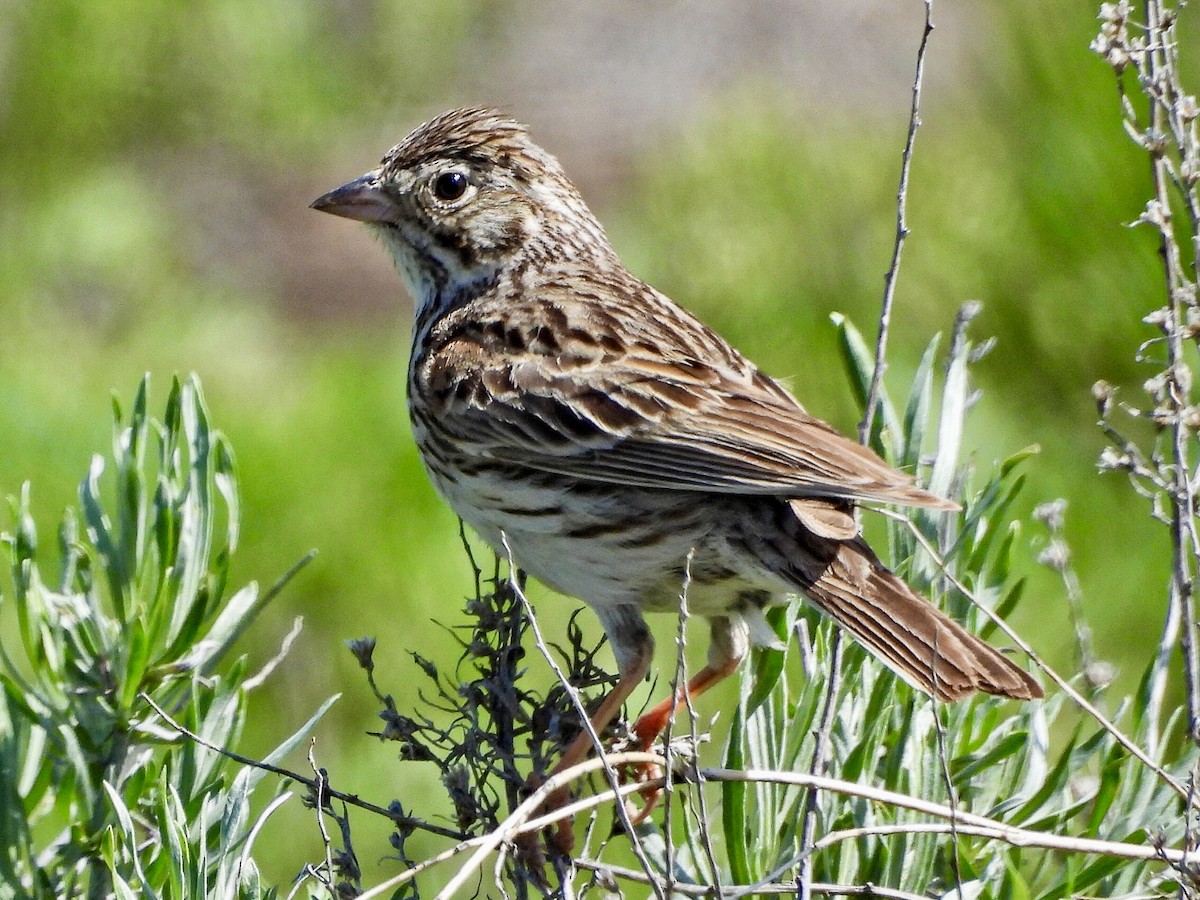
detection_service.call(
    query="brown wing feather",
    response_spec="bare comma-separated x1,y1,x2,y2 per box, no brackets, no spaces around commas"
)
418,276,957,510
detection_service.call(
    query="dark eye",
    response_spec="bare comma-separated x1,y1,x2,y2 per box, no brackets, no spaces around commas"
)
433,171,469,202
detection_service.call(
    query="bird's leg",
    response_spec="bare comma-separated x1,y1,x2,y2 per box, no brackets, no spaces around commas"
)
626,616,747,822
631,655,743,749
550,641,652,776
541,608,654,852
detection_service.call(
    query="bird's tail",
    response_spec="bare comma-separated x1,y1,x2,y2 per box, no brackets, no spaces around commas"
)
786,513,1041,701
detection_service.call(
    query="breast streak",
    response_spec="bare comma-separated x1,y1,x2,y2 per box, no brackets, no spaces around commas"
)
409,311,784,612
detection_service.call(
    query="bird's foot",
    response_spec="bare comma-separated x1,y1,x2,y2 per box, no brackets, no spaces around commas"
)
617,713,702,826
619,754,665,825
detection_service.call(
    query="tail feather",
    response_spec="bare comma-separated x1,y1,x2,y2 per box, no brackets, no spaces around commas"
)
797,535,1042,702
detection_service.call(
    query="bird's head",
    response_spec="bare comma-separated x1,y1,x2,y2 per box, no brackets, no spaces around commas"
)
311,107,612,312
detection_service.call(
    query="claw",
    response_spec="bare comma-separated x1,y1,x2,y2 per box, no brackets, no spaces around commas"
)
623,758,665,824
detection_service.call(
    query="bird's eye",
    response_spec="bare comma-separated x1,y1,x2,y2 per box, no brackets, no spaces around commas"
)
432,170,469,202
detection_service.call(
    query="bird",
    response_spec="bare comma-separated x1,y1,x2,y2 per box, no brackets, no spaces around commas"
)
310,106,1042,793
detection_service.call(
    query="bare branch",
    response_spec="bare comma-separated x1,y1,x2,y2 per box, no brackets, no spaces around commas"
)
858,0,934,444
500,532,667,900
139,692,467,841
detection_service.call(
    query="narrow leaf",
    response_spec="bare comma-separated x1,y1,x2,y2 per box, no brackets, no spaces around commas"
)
723,699,751,884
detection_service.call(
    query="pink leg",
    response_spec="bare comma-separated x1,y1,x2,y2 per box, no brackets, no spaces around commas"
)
542,614,748,844
550,641,653,776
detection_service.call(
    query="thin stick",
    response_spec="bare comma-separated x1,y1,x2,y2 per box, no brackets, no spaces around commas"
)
551,764,1200,870
661,551,696,896
573,858,931,900
1143,0,1200,745
432,751,666,900
1033,501,1097,679
701,767,1199,871
355,749,1196,897
358,755,662,900
802,3,936,896
677,593,726,894
499,533,666,900
308,740,336,891
520,772,663,833
796,636,842,900
658,557,727,892
859,0,933,445
139,693,467,841
929,646,963,900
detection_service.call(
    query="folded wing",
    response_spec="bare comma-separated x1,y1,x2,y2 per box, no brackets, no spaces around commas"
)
425,295,956,510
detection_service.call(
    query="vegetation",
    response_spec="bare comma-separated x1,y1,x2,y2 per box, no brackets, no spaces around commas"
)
0,376,332,897
1,0,1198,895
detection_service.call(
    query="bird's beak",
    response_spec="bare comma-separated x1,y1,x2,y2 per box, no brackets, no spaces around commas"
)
310,173,394,223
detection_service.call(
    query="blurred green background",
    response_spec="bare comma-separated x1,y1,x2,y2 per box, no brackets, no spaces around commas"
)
1,0,1193,885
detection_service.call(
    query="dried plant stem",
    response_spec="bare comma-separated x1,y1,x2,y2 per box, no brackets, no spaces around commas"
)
1094,0,1200,753
418,752,664,900
661,552,702,896
306,741,337,893
499,533,666,900
1034,501,1097,678
796,638,842,900
673,575,726,894
1143,0,1200,744
139,693,467,841
361,750,1199,898
573,859,931,900
710,767,1200,873
801,1,935,896
859,0,932,444
930,654,963,900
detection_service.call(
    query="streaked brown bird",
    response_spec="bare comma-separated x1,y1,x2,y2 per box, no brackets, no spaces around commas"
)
311,107,1042,788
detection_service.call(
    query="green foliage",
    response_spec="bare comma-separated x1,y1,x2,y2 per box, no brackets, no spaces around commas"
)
1,1,1197,890
0,375,330,898
0,226,1192,899
0,13,1183,854
694,312,1195,898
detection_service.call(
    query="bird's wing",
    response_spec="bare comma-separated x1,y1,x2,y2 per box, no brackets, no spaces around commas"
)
421,298,955,510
